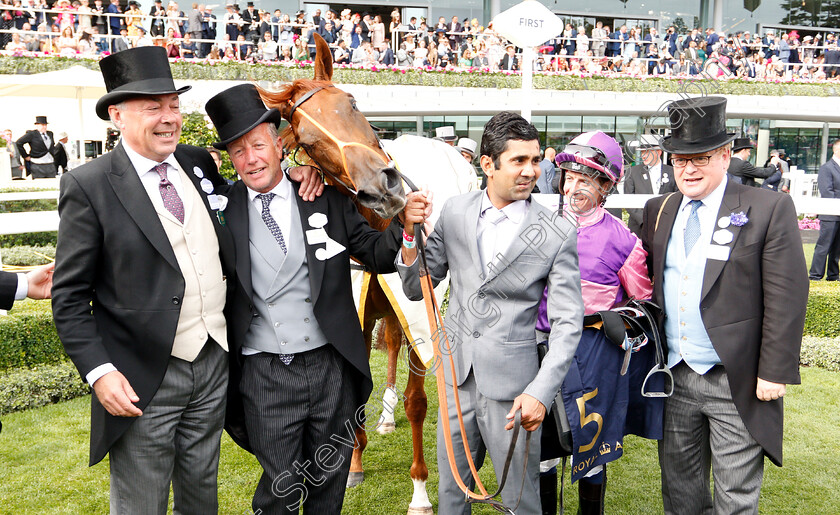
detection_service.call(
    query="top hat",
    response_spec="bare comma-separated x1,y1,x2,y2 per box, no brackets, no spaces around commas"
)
732,137,753,152
95,47,190,121
205,84,282,150
434,126,456,141
659,96,735,155
634,134,661,150
35,115,48,125
455,137,477,158
246,1,254,6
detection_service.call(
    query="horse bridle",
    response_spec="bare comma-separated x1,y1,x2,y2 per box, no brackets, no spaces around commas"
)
286,85,397,196
288,83,528,513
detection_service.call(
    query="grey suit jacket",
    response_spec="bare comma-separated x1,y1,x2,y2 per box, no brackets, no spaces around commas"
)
818,158,840,222
397,191,583,409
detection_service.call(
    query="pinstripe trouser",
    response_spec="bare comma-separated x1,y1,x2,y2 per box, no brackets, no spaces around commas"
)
658,363,764,515
241,345,359,515
108,341,228,515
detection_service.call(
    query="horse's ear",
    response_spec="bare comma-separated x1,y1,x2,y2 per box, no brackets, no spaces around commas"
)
313,33,333,82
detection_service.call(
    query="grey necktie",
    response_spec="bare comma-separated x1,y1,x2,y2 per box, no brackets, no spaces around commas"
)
256,193,287,254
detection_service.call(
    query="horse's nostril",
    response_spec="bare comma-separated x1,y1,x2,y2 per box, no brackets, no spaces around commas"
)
382,168,402,193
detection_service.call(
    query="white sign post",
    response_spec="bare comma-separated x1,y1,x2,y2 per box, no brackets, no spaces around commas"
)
491,0,564,121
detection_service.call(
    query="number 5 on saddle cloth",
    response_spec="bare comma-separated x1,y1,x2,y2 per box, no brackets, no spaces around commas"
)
539,299,673,483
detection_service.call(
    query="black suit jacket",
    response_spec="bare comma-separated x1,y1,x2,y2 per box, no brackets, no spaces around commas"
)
222,178,401,451
817,158,840,222
622,163,676,236
641,182,808,465
499,54,518,71
728,156,775,188
0,271,18,310
16,129,54,160
52,143,235,466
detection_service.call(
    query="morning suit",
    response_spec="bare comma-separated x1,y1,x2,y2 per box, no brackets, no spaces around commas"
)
223,177,401,514
52,142,235,512
622,162,676,236
728,155,775,188
499,54,518,71
809,157,840,280
0,271,19,311
397,191,584,515
16,129,56,178
641,181,808,514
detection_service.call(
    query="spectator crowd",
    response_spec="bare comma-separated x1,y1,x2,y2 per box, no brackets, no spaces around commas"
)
2,0,840,81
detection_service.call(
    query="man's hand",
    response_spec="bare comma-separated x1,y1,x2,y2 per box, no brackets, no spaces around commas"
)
93,371,143,417
400,190,433,237
288,165,324,201
756,377,786,401
505,393,546,432
26,262,54,300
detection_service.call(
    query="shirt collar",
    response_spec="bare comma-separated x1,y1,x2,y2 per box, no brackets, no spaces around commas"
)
679,173,728,214
247,173,291,203
480,191,529,224
123,139,179,177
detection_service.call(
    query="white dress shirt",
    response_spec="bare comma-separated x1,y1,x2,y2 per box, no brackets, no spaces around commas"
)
247,175,293,244
477,192,529,274
648,162,663,192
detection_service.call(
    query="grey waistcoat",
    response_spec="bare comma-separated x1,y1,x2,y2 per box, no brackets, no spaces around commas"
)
243,196,328,355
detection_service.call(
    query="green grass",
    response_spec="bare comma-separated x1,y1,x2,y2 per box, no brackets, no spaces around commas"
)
1,350,838,514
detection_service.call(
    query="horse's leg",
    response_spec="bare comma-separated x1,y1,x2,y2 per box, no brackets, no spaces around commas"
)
347,316,375,489
377,315,402,435
405,341,432,515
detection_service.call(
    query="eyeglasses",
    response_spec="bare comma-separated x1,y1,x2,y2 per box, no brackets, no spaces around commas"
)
672,155,715,168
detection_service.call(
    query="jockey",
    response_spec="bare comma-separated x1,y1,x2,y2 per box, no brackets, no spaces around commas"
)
536,131,659,515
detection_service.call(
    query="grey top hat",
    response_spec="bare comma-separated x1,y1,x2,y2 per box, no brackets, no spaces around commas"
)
455,137,477,158
434,126,456,141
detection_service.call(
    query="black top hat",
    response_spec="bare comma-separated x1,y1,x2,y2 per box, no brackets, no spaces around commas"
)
246,1,254,6
659,96,736,154
732,137,753,152
205,84,282,150
35,115,48,125
95,47,191,121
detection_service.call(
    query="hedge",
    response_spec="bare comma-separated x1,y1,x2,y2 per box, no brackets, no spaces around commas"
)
0,232,57,248
804,281,840,338
1,245,55,266
0,199,56,214
1,55,838,98
800,336,840,372
0,360,88,415
0,308,63,371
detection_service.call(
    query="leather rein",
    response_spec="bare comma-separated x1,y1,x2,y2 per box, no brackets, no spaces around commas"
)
287,84,528,513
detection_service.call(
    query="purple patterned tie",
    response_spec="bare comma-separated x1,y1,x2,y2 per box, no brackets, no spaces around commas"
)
153,163,185,224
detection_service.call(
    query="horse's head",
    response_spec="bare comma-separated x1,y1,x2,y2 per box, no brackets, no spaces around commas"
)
261,34,405,219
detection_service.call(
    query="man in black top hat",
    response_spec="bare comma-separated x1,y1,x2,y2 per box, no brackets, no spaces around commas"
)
204,83,429,514
51,46,236,513
728,137,779,187
149,0,166,36
640,96,808,514
16,115,56,178
241,0,259,43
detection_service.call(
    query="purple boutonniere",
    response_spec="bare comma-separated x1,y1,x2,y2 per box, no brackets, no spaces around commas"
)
729,212,748,227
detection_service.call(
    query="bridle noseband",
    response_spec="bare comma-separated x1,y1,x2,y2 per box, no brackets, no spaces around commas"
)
286,84,397,197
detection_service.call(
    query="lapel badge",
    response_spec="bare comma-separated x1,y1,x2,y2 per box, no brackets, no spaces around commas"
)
712,229,733,245
216,210,226,226
717,216,731,229
200,178,214,194
193,166,204,178
305,212,345,260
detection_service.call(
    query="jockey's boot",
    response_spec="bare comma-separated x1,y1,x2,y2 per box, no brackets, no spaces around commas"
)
540,471,558,515
577,466,606,515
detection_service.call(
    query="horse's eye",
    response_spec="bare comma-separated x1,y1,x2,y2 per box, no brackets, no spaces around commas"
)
350,99,358,111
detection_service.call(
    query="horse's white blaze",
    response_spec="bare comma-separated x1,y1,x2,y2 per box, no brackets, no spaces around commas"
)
376,385,399,434
408,478,432,508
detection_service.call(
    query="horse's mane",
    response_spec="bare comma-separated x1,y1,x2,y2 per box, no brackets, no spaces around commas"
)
258,79,334,151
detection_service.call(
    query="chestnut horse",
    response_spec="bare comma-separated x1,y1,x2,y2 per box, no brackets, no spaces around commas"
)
260,34,458,515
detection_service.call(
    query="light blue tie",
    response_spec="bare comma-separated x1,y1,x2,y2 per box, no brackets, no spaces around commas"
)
684,200,703,256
